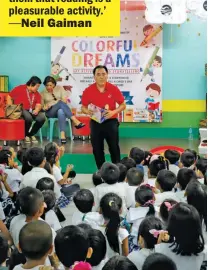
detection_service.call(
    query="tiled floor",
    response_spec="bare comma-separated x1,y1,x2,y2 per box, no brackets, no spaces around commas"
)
60,174,93,227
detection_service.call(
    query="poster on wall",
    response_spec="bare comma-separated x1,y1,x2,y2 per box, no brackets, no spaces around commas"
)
51,11,163,123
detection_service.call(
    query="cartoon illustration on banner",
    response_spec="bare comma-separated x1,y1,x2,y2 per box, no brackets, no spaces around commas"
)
51,11,163,122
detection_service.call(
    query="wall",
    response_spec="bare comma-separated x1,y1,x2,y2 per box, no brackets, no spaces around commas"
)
0,15,206,138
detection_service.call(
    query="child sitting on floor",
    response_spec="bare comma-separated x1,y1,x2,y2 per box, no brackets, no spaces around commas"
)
179,151,195,169
158,199,177,227
102,255,137,270
176,168,197,201
155,170,178,206
128,216,163,270
94,162,128,216
126,168,144,208
196,158,207,184
72,189,104,228
99,193,129,258
0,150,23,194
116,163,128,184
120,158,136,171
147,156,167,187
44,143,80,200
55,225,93,269
13,221,53,270
129,147,145,173
164,149,180,176
127,185,155,250
142,253,177,270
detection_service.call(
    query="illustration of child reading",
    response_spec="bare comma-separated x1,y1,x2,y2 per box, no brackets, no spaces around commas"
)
145,83,161,120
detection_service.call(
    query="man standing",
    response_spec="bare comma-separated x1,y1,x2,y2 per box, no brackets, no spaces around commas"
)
81,65,126,169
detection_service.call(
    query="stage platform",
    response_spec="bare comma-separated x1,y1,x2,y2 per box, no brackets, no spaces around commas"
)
0,138,199,173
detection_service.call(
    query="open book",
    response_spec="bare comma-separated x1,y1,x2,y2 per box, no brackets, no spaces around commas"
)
88,103,107,124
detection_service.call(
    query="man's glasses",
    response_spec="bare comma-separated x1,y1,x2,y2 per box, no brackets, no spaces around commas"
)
52,93,57,101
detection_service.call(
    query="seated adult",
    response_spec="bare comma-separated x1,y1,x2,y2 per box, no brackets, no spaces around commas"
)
7,76,45,144
41,76,85,144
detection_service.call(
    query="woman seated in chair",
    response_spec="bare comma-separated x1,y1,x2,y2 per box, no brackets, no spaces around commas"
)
41,76,85,144
7,76,45,144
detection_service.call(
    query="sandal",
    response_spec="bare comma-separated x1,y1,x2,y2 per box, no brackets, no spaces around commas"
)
75,123,85,129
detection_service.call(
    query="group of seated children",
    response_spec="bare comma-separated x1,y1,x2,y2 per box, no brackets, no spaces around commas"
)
0,145,207,270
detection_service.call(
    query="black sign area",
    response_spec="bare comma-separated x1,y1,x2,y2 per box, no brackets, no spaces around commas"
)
161,5,172,16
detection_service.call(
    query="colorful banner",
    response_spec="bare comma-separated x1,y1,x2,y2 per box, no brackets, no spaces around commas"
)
51,11,163,122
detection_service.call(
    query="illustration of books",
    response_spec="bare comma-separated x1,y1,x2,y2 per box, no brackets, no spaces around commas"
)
88,104,106,124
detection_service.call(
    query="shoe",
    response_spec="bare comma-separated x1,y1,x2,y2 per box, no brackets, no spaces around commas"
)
75,123,85,129
61,138,67,144
31,136,38,143
24,137,31,144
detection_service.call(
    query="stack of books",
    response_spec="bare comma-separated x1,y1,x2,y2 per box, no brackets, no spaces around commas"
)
0,76,9,92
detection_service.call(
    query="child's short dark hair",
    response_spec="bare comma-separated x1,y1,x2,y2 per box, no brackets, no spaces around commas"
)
116,163,127,183
26,76,42,86
103,255,138,270
186,180,207,230
92,171,103,186
73,189,94,213
55,225,90,267
86,229,106,267
160,199,177,223
19,221,52,260
42,190,56,212
143,151,152,166
185,149,198,161
177,168,197,190
120,157,136,170
196,158,207,176
127,168,144,186
156,169,177,191
36,177,54,191
149,156,167,177
27,147,45,167
17,187,44,216
100,162,120,184
0,234,8,265
0,149,12,165
138,216,163,249
180,152,195,167
142,253,177,270
164,149,180,164
135,185,155,216
129,147,145,165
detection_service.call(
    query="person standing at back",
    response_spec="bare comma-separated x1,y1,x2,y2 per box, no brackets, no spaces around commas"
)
81,65,126,169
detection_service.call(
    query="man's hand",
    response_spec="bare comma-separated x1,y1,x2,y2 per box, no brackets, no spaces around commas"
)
32,109,39,116
88,110,94,117
104,110,116,119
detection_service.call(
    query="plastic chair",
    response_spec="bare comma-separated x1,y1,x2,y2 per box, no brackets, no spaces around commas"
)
47,118,73,142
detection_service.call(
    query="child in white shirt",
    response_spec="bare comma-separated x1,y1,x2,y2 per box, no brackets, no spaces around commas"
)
116,163,128,184
94,162,128,216
164,149,180,176
196,158,207,185
126,167,144,208
176,168,197,201
41,190,62,232
72,189,104,228
129,147,145,176
20,147,61,199
128,216,163,270
143,151,152,180
179,151,195,169
147,156,167,187
155,203,207,270
44,142,80,200
99,193,129,258
90,171,104,197
0,149,23,193
155,169,179,207
127,185,155,249
13,220,53,270
78,224,108,270
158,199,177,227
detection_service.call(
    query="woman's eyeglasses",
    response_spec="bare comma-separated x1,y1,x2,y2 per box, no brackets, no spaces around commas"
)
52,93,57,101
